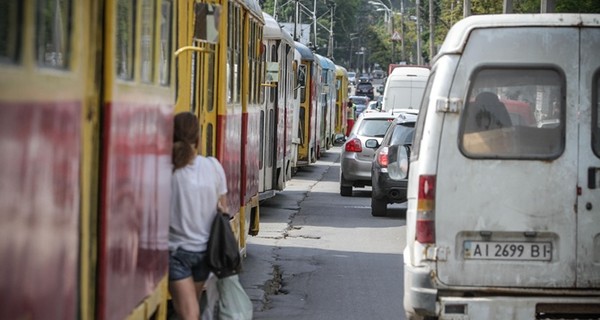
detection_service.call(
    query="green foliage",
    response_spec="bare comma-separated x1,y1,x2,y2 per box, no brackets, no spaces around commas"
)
556,0,600,13
261,0,600,70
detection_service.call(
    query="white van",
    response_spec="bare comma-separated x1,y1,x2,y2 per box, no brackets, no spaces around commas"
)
381,67,430,113
402,14,600,319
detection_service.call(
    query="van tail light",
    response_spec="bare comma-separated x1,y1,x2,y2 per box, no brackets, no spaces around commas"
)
416,175,436,244
377,147,389,167
344,138,362,153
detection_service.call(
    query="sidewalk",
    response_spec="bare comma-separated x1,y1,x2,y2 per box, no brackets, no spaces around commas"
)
237,149,339,312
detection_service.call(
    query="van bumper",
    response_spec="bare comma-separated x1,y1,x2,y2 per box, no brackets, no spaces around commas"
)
437,296,600,320
404,263,438,318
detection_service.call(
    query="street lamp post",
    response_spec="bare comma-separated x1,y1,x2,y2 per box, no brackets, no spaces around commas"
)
362,47,366,73
368,0,395,63
355,47,366,74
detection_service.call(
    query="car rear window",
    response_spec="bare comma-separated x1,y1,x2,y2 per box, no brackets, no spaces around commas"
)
390,123,415,145
357,118,394,137
351,97,368,104
357,83,372,90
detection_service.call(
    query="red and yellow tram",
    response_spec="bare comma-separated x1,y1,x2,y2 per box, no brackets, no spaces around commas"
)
0,1,347,319
294,41,319,167
0,1,174,319
174,0,264,252
335,65,349,139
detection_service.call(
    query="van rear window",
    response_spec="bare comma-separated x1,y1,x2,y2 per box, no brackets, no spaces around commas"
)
459,68,564,159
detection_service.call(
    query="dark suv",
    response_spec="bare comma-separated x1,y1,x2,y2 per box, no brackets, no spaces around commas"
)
366,112,417,216
355,82,374,100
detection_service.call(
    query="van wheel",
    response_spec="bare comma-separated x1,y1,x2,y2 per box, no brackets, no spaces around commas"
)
371,197,387,216
406,313,437,320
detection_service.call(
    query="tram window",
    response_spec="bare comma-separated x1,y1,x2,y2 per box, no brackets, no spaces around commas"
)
206,123,214,157
0,0,21,64
299,65,307,103
140,0,155,83
269,44,277,103
299,107,305,145
233,6,241,104
293,61,298,100
159,0,172,86
193,2,220,43
268,109,274,167
227,6,234,103
116,0,136,80
207,52,215,111
36,0,71,69
259,42,265,105
259,110,264,169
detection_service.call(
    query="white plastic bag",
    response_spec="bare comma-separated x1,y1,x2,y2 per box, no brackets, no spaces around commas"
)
201,274,220,320
216,275,253,320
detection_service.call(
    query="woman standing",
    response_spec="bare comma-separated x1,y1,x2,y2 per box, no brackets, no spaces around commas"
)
169,112,228,320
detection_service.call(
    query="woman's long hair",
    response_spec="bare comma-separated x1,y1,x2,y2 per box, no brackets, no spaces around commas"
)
172,112,200,170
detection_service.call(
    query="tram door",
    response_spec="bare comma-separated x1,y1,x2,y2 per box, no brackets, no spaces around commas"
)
259,41,279,197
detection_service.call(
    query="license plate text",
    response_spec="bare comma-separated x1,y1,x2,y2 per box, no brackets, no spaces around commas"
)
464,241,552,261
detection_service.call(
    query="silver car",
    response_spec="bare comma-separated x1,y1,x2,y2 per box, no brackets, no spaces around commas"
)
340,112,397,196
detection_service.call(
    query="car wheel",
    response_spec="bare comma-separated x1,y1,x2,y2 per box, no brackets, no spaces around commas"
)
371,197,387,217
340,175,353,197
340,185,352,197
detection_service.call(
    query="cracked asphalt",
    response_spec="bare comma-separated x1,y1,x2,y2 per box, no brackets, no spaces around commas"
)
237,149,330,313
237,146,408,319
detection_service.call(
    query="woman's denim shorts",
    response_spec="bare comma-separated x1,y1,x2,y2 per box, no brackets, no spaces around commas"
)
169,248,210,282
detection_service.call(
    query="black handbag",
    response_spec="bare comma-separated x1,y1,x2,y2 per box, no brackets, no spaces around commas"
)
207,211,241,279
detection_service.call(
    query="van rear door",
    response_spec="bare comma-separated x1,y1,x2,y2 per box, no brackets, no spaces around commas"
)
577,26,600,287
435,26,581,288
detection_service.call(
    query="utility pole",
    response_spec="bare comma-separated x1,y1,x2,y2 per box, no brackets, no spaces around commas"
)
327,2,335,58
313,0,318,49
400,0,405,62
503,0,513,13
429,0,434,62
416,0,422,65
391,15,396,64
463,0,471,17
541,0,556,13
294,0,300,41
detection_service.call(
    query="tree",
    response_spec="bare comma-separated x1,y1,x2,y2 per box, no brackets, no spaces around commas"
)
261,0,600,69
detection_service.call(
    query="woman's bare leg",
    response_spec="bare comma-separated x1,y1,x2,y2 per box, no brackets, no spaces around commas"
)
170,277,200,320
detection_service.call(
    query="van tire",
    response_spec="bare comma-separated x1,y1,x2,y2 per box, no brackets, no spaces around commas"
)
406,313,437,320
371,197,387,216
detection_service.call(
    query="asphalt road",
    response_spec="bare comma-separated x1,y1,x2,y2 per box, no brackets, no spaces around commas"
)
238,147,408,320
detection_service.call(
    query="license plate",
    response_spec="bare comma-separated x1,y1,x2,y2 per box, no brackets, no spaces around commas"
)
464,241,552,261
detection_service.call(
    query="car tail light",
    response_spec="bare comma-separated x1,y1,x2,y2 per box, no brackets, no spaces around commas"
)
377,147,389,167
344,138,362,153
416,175,436,244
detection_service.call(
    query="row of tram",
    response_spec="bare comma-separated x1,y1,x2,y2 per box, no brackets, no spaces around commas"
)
261,12,350,183
0,1,348,319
